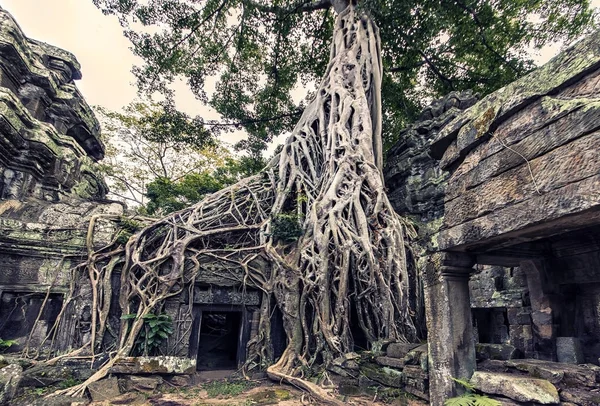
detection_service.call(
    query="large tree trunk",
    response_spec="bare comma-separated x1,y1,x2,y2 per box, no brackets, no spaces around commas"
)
48,5,418,402
266,7,416,376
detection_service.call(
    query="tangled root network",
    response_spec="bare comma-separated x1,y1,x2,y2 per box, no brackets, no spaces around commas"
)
52,6,419,403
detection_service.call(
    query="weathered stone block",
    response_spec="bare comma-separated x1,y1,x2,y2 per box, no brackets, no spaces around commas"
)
109,356,196,375
167,375,192,387
532,309,553,326
360,363,404,388
510,324,533,352
119,375,163,392
560,388,600,406
0,363,22,406
403,365,428,380
505,359,597,387
476,343,518,361
386,342,420,359
471,371,559,404
507,307,531,325
404,344,428,366
20,364,74,388
375,356,405,369
88,377,121,402
556,337,585,364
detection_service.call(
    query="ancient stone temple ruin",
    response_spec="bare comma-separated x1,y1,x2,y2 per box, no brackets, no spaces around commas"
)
0,7,123,352
1,4,600,405
0,8,267,372
385,29,600,405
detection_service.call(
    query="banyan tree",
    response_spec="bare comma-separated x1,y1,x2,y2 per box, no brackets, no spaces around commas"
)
53,2,420,402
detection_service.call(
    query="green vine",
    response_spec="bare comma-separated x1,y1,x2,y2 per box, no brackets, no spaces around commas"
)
270,212,303,242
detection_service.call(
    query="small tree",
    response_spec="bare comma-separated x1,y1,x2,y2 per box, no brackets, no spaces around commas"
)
97,101,259,211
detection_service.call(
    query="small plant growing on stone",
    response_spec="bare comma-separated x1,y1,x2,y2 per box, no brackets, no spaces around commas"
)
269,212,303,242
0,337,17,352
444,377,501,406
115,217,142,245
121,312,173,355
59,378,82,389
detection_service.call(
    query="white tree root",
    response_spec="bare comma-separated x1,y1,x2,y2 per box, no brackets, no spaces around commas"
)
47,5,419,402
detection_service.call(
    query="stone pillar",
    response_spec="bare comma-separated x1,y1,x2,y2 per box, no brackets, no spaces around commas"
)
521,259,557,361
424,251,476,406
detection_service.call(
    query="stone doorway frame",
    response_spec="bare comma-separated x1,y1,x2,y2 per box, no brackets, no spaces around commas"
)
188,304,252,370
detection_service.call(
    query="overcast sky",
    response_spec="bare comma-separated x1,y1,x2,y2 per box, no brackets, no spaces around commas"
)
2,0,599,147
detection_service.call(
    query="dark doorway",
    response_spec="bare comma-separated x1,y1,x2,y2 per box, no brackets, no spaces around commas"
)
0,291,63,350
197,311,242,370
270,300,287,361
473,308,509,344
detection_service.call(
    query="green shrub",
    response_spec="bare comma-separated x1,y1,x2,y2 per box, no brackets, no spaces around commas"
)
121,312,174,355
270,212,303,242
444,378,501,406
0,338,17,352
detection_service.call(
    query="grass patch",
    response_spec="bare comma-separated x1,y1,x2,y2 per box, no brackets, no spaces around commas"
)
203,379,254,398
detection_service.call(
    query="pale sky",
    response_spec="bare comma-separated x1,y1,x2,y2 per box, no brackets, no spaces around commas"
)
1,0,598,149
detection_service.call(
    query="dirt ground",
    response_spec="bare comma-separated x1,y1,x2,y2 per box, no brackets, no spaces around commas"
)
88,370,427,406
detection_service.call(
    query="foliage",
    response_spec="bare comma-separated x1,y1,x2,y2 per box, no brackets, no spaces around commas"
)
144,155,266,215
97,101,263,212
93,0,597,152
202,380,255,398
445,394,502,406
58,378,82,390
0,337,16,352
115,218,142,245
121,312,174,356
444,377,501,406
452,377,476,392
269,212,303,242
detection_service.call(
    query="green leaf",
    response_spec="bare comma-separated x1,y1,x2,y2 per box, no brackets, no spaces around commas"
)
471,394,501,406
444,394,501,406
445,396,475,406
120,313,137,320
451,377,476,392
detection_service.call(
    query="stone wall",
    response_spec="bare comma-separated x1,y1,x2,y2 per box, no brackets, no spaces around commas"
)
384,26,600,405
0,6,123,354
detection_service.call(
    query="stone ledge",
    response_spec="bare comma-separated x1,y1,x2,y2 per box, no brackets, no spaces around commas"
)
109,356,196,375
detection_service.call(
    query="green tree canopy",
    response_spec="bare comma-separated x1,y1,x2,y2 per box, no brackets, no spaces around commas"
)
97,101,265,213
93,0,597,151
144,155,265,215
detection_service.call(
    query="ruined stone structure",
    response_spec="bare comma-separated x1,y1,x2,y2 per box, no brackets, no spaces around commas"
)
0,8,266,371
0,6,123,353
385,29,600,405
2,4,600,405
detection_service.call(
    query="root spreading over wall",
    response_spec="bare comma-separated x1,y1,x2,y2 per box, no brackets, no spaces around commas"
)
47,6,419,402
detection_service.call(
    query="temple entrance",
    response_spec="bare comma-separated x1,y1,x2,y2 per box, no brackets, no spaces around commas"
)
191,306,248,370
0,290,63,351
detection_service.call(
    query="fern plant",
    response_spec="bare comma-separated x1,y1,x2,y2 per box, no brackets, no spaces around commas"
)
444,377,501,406
0,338,17,353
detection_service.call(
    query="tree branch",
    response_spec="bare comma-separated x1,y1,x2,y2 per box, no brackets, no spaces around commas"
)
451,0,520,73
